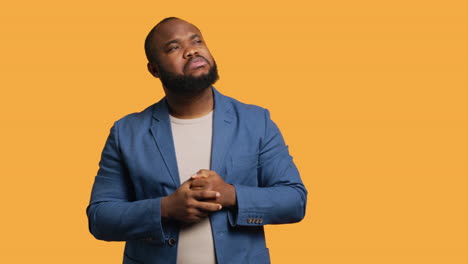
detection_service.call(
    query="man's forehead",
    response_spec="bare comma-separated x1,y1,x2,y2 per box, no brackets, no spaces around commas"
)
154,19,202,44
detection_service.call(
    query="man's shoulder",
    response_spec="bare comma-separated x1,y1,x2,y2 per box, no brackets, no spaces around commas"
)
112,99,161,128
219,92,269,117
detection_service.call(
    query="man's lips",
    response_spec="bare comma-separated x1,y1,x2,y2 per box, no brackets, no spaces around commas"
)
185,56,209,71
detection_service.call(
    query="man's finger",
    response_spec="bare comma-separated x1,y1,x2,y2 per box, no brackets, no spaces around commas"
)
181,210,208,225
191,190,220,200
191,175,208,179
180,179,193,188
190,178,208,189
194,200,223,212
191,169,211,179
190,173,206,179
193,209,209,219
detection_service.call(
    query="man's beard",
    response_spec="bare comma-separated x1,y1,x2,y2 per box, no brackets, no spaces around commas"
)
158,59,219,97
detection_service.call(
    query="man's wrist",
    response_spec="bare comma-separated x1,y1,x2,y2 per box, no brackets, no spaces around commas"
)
160,196,171,219
225,184,237,208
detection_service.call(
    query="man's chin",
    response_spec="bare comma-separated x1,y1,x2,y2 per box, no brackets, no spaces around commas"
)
159,60,219,96
185,67,211,77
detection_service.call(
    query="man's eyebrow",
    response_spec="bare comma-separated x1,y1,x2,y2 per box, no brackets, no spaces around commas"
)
162,34,201,49
190,34,201,40
163,39,180,48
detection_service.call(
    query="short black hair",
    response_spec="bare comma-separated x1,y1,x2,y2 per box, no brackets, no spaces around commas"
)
144,17,181,62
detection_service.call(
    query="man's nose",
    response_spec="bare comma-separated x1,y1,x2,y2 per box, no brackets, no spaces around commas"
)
184,47,198,59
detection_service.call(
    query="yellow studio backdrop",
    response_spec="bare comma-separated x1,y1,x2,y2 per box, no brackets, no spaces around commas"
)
1,0,467,263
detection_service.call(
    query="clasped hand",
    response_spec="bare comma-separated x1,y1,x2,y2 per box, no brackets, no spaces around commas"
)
161,170,236,224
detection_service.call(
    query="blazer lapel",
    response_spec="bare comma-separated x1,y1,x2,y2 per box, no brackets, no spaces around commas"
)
148,87,235,187
149,99,180,187
210,88,236,179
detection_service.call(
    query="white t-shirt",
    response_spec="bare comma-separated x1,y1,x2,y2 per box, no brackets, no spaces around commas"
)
170,111,216,264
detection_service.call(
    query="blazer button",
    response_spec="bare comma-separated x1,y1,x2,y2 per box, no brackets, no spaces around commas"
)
168,237,176,246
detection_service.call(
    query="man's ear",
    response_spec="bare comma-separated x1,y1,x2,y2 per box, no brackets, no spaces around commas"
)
147,62,160,78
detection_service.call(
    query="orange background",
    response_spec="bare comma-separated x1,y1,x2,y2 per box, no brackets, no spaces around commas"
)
1,0,467,263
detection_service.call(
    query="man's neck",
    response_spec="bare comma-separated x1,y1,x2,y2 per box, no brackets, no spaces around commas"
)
164,87,214,119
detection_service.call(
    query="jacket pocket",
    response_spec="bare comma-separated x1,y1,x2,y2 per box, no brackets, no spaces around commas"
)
231,152,259,168
228,152,259,185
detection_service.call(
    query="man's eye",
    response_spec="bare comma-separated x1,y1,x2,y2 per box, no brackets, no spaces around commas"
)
168,46,179,51
194,40,203,44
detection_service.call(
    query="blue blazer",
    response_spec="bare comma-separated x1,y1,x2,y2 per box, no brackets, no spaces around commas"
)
87,88,307,264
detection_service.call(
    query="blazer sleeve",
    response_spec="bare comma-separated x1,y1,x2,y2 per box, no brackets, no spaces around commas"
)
86,123,166,245
228,109,308,226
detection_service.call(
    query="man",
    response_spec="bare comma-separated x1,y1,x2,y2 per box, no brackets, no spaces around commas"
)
87,17,307,264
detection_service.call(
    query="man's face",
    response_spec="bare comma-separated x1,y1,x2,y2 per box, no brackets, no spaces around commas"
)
148,19,218,95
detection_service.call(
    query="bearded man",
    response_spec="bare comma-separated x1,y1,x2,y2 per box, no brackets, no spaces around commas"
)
87,17,307,264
